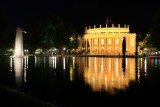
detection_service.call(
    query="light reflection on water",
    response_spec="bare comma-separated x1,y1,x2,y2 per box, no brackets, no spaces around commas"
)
1,55,160,106
11,56,137,93
12,57,24,90
83,57,135,94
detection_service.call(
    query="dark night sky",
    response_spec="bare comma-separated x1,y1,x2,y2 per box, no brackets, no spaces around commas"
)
0,0,160,34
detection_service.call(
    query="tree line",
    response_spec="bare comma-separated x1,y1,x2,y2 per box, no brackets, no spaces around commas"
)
0,12,79,54
1,9,160,55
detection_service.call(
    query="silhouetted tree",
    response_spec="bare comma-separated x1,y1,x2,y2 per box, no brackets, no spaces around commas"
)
68,35,79,53
28,15,78,53
56,23,77,50
149,9,160,50
0,9,11,54
28,15,63,52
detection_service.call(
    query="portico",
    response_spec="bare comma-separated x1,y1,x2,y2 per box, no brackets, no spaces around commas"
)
83,24,136,55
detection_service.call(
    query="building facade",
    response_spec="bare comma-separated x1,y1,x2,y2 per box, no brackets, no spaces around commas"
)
80,23,137,55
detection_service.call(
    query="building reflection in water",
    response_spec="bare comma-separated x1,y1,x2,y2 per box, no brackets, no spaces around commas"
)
122,57,126,76
83,57,136,94
14,56,149,95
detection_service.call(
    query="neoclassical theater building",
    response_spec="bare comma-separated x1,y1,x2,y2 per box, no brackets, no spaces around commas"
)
78,22,137,55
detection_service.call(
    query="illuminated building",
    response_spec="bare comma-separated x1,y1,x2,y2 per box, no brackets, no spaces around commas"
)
80,20,137,55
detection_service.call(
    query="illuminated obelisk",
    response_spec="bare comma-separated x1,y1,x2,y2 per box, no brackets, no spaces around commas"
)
14,27,24,58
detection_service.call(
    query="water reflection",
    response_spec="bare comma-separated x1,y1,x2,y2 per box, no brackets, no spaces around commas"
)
83,57,136,94
122,57,126,75
63,57,65,70
138,58,147,79
24,56,28,82
49,57,56,69
13,57,24,90
10,56,29,90
9,56,159,96
3,55,160,107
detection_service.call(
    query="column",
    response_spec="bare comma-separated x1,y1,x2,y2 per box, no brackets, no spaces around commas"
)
118,38,120,53
91,38,94,54
97,38,99,54
98,38,101,54
112,37,114,52
120,37,122,54
105,38,107,53
90,38,92,54
104,38,106,53
85,39,88,53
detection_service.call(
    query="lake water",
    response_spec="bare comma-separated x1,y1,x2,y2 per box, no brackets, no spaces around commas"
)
0,55,160,106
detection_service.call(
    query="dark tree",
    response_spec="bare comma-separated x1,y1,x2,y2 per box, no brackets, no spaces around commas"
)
68,35,79,51
148,9,160,50
28,15,63,52
28,15,78,53
0,9,11,54
55,23,77,50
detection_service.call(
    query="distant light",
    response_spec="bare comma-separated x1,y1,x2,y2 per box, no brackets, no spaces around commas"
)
23,31,27,33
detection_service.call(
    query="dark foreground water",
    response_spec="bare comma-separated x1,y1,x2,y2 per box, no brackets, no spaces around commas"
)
0,55,160,106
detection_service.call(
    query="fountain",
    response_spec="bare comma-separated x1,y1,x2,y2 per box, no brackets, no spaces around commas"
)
14,27,26,58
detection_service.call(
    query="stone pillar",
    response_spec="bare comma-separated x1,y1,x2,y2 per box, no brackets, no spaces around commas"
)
104,38,106,53
99,38,101,54
118,38,121,53
92,38,95,51
120,37,123,54
113,38,115,53
91,39,93,54
111,38,114,52
85,39,87,53
98,38,100,54
107,38,110,52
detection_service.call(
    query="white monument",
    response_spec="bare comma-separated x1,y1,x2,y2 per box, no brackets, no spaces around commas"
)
14,27,26,58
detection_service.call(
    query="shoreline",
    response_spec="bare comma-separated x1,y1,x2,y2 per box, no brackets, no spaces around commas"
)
0,86,58,107
26,54,144,58
1,54,160,58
